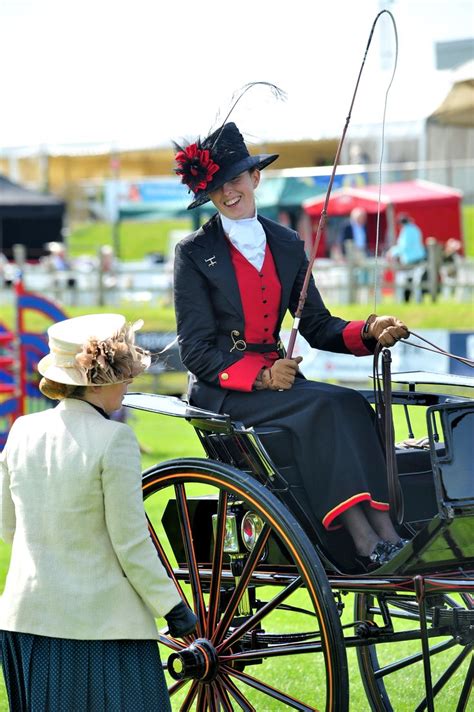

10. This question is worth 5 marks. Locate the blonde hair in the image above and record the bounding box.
[39,378,87,401]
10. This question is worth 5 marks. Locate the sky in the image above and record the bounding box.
[0,0,472,153]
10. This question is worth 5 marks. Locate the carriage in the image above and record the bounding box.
[124,360,474,711]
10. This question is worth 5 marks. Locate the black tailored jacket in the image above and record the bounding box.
[174,213,360,413]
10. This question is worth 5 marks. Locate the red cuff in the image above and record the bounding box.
[218,354,267,391]
[342,320,371,356]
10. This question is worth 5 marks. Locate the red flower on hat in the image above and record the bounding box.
[174,143,220,193]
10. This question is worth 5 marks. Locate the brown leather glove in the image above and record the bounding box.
[260,356,303,391]
[364,314,409,347]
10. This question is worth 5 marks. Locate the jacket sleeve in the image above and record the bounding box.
[291,249,372,357]
[0,430,16,544]
[174,241,260,388]
[101,424,181,619]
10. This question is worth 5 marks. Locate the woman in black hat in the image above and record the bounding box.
[172,122,409,568]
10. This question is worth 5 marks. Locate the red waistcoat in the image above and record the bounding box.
[218,243,282,391]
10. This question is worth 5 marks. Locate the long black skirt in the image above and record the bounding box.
[0,631,171,712]
[223,378,390,530]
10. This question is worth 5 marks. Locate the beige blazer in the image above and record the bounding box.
[0,398,181,640]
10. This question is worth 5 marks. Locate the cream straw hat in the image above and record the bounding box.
[37,314,150,386]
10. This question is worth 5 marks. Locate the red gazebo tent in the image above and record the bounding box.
[303,179,463,256]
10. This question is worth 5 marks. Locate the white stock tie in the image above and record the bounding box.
[220,213,267,272]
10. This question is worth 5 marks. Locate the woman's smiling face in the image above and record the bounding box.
[209,169,260,220]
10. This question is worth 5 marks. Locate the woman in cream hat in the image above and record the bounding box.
[0,313,196,711]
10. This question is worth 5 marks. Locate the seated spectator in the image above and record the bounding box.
[388,215,427,302]
[340,208,368,257]
[390,215,426,267]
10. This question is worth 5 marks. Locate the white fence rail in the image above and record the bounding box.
[2,253,473,308]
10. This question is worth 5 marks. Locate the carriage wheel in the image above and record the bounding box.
[354,589,473,711]
[142,458,348,711]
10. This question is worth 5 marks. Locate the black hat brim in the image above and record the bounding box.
[187,153,279,210]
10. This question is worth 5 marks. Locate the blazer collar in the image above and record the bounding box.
[58,398,108,417]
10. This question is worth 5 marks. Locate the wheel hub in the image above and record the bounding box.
[168,639,219,682]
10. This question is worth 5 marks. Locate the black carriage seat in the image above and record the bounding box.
[428,401,474,511]
[396,441,445,526]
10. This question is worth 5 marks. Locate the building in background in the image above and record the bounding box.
[0,176,65,259]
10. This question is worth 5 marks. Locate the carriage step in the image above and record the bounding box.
[431,607,474,643]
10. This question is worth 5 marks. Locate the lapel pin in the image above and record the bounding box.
[205,256,217,267]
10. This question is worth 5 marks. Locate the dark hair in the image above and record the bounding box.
[39,378,87,401]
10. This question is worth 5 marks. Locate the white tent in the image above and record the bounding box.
[429,60,474,127]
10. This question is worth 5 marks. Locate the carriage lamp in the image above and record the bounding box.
[241,511,264,552]
[212,512,240,553]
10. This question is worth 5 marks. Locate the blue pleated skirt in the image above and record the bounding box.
[0,631,171,712]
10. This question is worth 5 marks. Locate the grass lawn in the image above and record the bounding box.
[463,204,474,257]
[67,218,193,262]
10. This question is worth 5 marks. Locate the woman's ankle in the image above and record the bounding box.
[354,534,381,557]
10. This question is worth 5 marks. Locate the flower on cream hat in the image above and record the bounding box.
[37,313,150,386]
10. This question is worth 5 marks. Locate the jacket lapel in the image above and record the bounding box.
[192,214,243,315]
[260,216,304,324]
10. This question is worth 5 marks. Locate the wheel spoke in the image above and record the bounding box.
[212,523,271,645]
[221,640,323,663]
[146,513,189,605]
[195,685,206,711]
[374,637,457,679]
[413,646,472,712]
[356,590,474,712]
[222,664,319,711]
[206,490,228,637]
[219,672,256,711]
[180,679,199,710]
[205,684,220,712]
[175,483,207,637]
[368,605,428,623]
[456,654,474,712]
[168,677,189,695]
[217,576,302,653]
[214,679,234,711]
[158,634,185,651]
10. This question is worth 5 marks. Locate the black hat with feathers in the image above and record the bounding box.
[173,82,285,210]
[174,122,278,210]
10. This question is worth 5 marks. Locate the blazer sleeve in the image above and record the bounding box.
[0,430,16,544]
[290,250,372,357]
[101,424,181,619]
[174,241,255,386]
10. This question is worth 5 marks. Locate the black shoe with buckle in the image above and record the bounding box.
[393,538,410,551]
[355,540,400,571]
